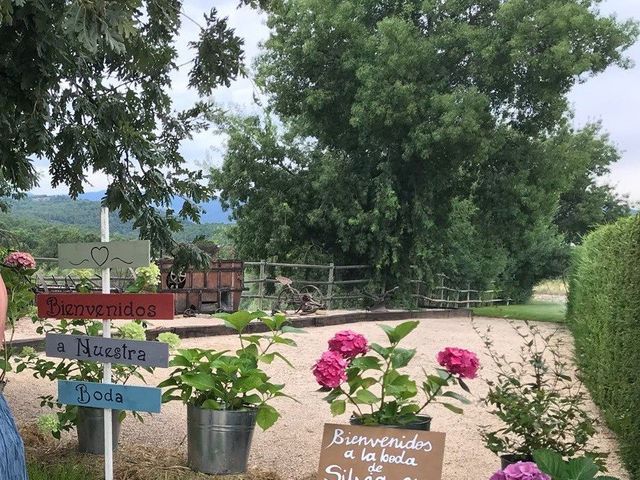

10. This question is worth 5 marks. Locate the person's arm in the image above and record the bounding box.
[0,274,7,345]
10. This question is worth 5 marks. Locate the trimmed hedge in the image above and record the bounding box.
[567,215,640,479]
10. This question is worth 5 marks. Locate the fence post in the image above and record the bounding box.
[466,283,471,308]
[258,260,266,311]
[439,275,445,308]
[327,262,335,311]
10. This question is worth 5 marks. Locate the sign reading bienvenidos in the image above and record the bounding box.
[45,333,169,368]
[36,293,175,320]
[58,380,162,413]
[58,240,151,270]
[317,424,445,480]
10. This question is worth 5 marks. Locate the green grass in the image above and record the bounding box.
[472,301,566,323]
[27,461,95,480]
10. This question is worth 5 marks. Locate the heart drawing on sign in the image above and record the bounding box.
[90,247,110,267]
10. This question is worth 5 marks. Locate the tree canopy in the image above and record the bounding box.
[213,0,637,299]
[0,0,266,255]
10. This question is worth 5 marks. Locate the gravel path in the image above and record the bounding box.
[3,316,629,479]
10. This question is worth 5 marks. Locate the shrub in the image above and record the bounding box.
[567,216,640,479]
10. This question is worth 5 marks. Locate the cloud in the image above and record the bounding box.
[30,0,640,203]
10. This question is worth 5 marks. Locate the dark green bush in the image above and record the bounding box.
[567,215,640,479]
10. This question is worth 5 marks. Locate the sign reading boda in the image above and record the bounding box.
[316,424,445,480]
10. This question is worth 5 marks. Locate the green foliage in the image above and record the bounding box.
[214,0,636,298]
[476,321,600,463]
[27,461,95,480]
[533,450,619,480]
[323,321,471,426]
[159,311,303,430]
[567,216,640,479]
[472,301,566,324]
[0,0,263,256]
[0,256,37,381]
[15,317,164,437]
[554,125,632,245]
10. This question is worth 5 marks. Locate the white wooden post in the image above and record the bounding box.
[326,262,335,310]
[258,260,266,311]
[101,207,113,480]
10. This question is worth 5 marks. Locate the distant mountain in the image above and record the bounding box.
[77,190,231,224]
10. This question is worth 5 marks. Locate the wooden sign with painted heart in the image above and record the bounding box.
[58,240,151,270]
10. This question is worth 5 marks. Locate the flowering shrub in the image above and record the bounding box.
[490,462,550,480]
[1,250,37,381]
[313,351,348,388]
[531,450,619,480]
[316,322,479,425]
[476,321,601,463]
[3,251,36,270]
[157,332,181,350]
[127,263,161,293]
[37,413,61,435]
[118,321,146,341]
[16,318,179,438]
[437,347,479,379]
[328,330,368,359]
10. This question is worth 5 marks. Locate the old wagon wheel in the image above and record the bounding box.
[299,285,325,314]
[275,287,300,313]
[167,271,187,289]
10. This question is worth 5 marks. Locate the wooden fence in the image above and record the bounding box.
[411,274,510,309]
[242,261,370,310]
[34,258,509,310]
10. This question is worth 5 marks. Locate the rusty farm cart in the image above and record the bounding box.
[159,259,243,316]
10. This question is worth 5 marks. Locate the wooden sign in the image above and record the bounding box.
[37,293,175,320]
[58,380,162,413]
[58,240,151,270]
[317,424,445,480]
[46,333,169,368]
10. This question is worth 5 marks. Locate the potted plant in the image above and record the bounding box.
[0,250,37,392]
[159,310,304,475]
[314,321,479,430]
[488,450,620,480]
[17,318,179,454]
[475,321,603,469]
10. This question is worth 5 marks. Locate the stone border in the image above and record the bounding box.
[10,309,470,352]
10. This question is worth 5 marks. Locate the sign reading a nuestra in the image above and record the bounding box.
[45,333,169,368]
[58,380,162,413]
[316,424,446,480]
[58,240,151,270]
[36,293,175,320]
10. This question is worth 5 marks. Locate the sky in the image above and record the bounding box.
[31,0,640,203]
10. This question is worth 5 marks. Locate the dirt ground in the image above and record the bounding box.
[3,316,629,480]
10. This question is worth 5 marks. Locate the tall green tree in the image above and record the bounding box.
[0,0,267,256]
[214,0,637,296]
[553,125,631,245]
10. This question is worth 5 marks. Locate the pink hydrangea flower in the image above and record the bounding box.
[436,346,480,379]
[312,350,348,388]
[490,462,551,480]
[3,251,36,270]
[328,330,369,359]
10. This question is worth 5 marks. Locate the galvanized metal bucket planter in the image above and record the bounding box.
[187,405,257,475]
[76,406,122,454]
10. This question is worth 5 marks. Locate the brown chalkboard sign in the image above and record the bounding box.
[317,423,445,480]
[36,293,175,320]
[58,240,150,270]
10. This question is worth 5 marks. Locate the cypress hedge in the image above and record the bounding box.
[567,215,640,479]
